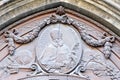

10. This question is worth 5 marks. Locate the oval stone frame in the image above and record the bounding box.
[36,23,83,74]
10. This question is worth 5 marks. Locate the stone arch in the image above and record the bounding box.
[0,1,120,80]
[0,1,120,36]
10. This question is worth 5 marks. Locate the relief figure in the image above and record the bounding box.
[39,28,79,73]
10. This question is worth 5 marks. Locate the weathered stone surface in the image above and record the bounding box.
[0,0,120,36]
[0,1,120,80]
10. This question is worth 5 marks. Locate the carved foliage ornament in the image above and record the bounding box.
[3,6,116,79]
[5,6,115,58]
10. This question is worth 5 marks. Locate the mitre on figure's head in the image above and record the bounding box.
[50,28,63,40]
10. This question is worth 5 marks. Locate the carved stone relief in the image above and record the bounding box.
[36,24,82,74]
[0,6,119,80]
[81,55,120,80]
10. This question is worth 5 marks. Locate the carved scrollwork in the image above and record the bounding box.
[0,60,42,78]
[28,63,42,76]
